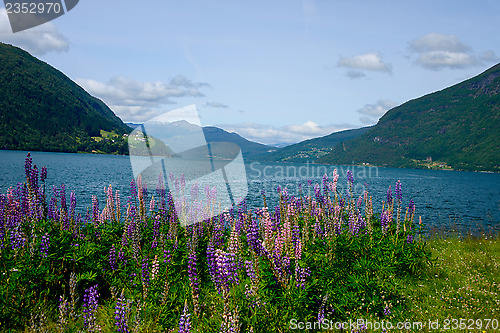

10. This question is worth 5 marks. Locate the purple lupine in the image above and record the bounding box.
[40,232,50,257]
[386,186,393,205]
[295,265,311,289]
[109,245,117,271]
[317,294,329,323]
[314,183,323,205]
[92,195,99,225]
[141,257,150,287]
[395,180,402,203]
[82,284,100,332]
[383,305,391,316]
[60,184,67,214]
[178,302,191,333]
[322,173,329,196]
[114,292,131,333]
[69,191,76,220]
[48,186,59,220]
[408,199,415,215]
[130,180,137,200]
[381,211,389,235]
[214,249,239,292]
[30,165,39,191]
[24,153,32,180]
[188,249,200,314]
[348,212,359,236]
[188,251,199,293]
[40,166,47,182]
[406,234,413,244]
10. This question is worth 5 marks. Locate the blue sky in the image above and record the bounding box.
[1,0,499,145]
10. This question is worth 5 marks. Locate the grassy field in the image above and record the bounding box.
[396,234,500,332]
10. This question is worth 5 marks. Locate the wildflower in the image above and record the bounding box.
[178,302,191,333]
[386,186,393,205]
[151,255,159,280]
[39,233,50,258]
[406,234,413,244]
[40,166,47,182]
[109,245,117,271]
[82,284,101,332]
[395,180,402,203]
[383,305,391,316]
[115,292,131,333]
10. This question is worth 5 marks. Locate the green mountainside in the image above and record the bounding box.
[318,63,500,171]
[258,126,372,162]
[0,43,130,154]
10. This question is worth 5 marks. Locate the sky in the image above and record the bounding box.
[1,0,499,145]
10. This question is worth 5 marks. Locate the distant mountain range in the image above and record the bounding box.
[258,126,372,163]
[127,122,275,160]
[0,43,130,154]
[318,63,500,172]
[1,42,498,171]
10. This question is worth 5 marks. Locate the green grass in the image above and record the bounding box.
[396,234,500,332]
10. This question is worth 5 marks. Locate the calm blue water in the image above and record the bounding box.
[1,150,499,234]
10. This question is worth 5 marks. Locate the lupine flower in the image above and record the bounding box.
[57,296,70,331]
[386,186,393,205]
[91,195,99,225]
[317,293,329,323]
[381,211,389,235]
[115,292,131,333]
[151,255,159,280]
[295,265,311,289]
[69,272,78,319]
[39,233,50,257]
[408,199,415,214]
[383,305,391,316]
[82,284,101,332]
[395,180,402,203]
[109,245,117,271]
[178,302,191,333]
[69,191,76,220]
[24,153,32,180]
[406,234,413,244]
[40,166,47,182]
[141,257,150,287]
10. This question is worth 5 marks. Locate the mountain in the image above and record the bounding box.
[127,121,275,160]
[0,43,130,154]
[317,63,500,172]
[202,126,275,160]
[258,126,372,162]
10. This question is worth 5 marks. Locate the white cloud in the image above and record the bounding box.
[76,75,208,122]
[0,9,69,55]
[338,52,392,74]
[410,33,470,53]
[356,99,398,124]
[206,101,229,108]
[217,121,355,145]
[409,33,490,70]
[345,70,366,79]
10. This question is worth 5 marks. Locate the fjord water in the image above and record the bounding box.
[1,150,499,234]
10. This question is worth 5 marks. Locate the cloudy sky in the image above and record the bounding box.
[1,0,499,145]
